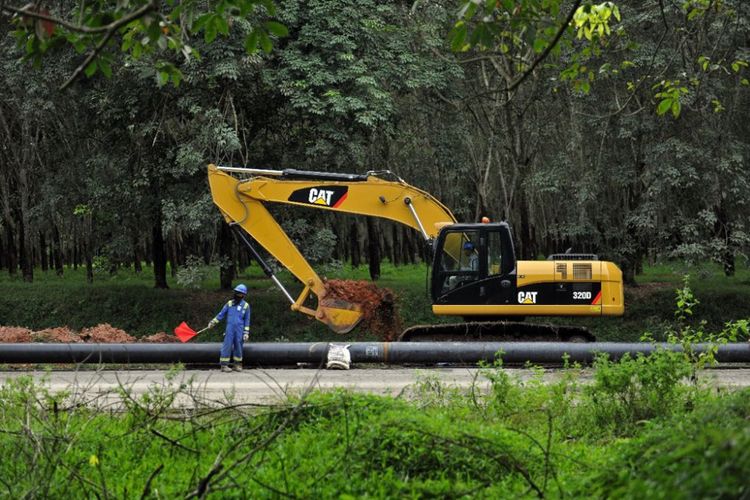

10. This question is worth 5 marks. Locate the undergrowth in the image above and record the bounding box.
[3,262,750,341]
[0,354,747,498]
[0,274,747,497]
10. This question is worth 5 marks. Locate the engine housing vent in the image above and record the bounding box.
[573,263,593,280]
[556,263,567,280]
[547,253,599,261]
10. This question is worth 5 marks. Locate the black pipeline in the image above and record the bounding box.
[0,342,749,365]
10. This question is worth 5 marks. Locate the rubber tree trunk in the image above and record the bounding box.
[72,235,78,270]
[85,253,94,284]
[218,221,235,290]
[202,240,211,265]
[517,191,535,260]
[53,224,63,276]
[404,227,417,264]
[716,202,735,277]
[17,211,33,282]
[18,162,33,283]
[333,217,348,262]
[724,253,735,277]
[389,224,400,265]
[350,221,361,268]
[168,230,178,278]
[5,223,17,276]
[367,217,381,280]
[144,241,152,267]
[84,212,94,284]
[39,232,48,272]
[152,207,168,289]
[133,236,142,274]
[622,263,634,285]
[621,230,641,286]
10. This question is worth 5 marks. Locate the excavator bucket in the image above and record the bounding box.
[317,298,364,334]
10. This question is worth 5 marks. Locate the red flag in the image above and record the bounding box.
[174,322,198,343]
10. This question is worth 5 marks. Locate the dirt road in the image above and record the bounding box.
[1,367,748,407]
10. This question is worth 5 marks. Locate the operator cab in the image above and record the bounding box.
[431,222,517,305]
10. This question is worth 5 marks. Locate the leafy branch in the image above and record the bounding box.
[60,0,159,90]
[2,0,287,90]
[1,2,154,35]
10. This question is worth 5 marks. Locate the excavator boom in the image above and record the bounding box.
[208,164,456,333]
[208,163,624,341]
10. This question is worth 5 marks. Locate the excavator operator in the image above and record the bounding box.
[461,242,479,271]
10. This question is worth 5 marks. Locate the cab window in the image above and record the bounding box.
[438,230,479,295]
[488,230,503,276]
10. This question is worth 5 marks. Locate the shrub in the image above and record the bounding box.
[578,390,750,498]
[579,349,693,437]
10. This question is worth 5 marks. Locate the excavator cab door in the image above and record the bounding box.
[431,223,517,306]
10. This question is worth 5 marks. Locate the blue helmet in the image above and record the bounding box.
[233,284,248,294]
[463,242,475,251]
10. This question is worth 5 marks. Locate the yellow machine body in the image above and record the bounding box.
[207,164,624,335]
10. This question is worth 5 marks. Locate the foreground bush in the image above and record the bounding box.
[0,357,747,498]
[577,390,750,498]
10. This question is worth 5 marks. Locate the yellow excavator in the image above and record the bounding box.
[208,164,624,341]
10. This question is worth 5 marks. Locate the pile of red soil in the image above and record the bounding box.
[32,327,82,343]
[325,279,403,341]
[0,324,182,343]
[141,332,180,343]
[80,324,135,343]
[0,327,33,343]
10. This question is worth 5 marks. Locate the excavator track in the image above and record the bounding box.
[398,321,595,342]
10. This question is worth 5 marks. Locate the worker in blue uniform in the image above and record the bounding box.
[208,283,251,372]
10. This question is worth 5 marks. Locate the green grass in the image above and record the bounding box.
[0,352,748,498]
[2,261,750,341]
[0,262,435,340]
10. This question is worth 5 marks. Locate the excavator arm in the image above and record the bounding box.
[207,164,456,333]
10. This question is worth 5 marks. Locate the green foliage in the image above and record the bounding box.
[5,0,287,87]
[281,218,337,264]
[579,389,750,498]
[582,350,692,436]
[4,261,750,342]
[0,262,437,340]
[73,204,92,216]
[0,351,746,497]
[265,0,458,165]
[2,0,750,299]
[450,0,622,92]
[653,79,689,118]
[667,275,745,372]
[674,274,700,322]
[175,255,209,289]
[573,2,621,41]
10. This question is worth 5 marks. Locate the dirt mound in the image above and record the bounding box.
[0,327,33,343]
[0,324,180,343]
[80,323,135,343]
[141,332,180,343]
[325,279,403,341]
[32,327,82,343]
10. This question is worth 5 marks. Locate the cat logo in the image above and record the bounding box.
[288,186,348,208]
[517,291,538,304]
[309,188,335,205]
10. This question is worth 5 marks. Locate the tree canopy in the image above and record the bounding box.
[1,0,748,287]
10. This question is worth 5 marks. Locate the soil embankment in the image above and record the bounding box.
[0,324,179,343]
